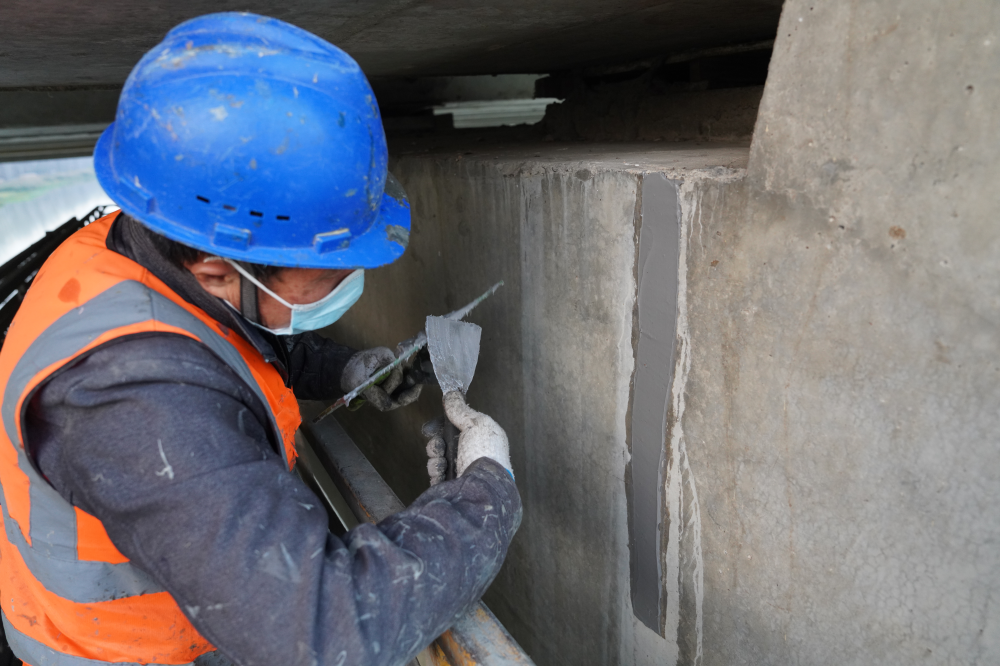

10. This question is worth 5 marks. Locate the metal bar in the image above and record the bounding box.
[310,332,428,425]
[298,406,534,666]
[311,280,503,424]
[294,431,360,532]
[299,408,407,523]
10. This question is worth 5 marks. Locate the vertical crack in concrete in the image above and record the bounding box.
[663,178,705,665]
[681,186,705,666]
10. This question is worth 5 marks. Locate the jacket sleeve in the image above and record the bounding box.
[27,333,521,666]
[279,331,357,401]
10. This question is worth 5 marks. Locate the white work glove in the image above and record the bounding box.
[442,390,513,479]
[421,417,450,486]
[340,347,422,411]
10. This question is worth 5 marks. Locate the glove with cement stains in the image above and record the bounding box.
[443,390,513,478]
[340,347,422,411]
[421,416,449,486]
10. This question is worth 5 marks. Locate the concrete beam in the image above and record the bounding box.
[0,88,120,128]
[0,124,108,162]
[1,1,782,88]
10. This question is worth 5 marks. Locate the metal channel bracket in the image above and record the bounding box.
[297,406,534,666]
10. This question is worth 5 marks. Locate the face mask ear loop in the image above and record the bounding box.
[238,271,260,324]
[223,258,295,308]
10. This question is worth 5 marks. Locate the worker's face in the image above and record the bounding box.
[256,268,354,329]
[185,258,353,329]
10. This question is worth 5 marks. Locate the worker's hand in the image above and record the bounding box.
[443,391,513,478]
[340,347,422,411]
[421,416,449,486]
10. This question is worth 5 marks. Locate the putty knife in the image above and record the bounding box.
[311,280,502,424]
[426,316,482,395]
[426,316,482,482]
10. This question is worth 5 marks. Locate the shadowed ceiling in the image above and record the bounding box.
[1,0,783,87]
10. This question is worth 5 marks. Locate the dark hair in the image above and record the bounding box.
[146,228,281,282]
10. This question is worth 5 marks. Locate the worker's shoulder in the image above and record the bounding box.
[49,331,249,397]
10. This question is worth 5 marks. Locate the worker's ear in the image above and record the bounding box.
[184,255,241,301]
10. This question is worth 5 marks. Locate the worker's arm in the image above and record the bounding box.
[27,333,521,666]
[278,331,357,400]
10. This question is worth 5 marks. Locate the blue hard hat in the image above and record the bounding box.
[94,12,409,269]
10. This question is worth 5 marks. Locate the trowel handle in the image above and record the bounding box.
[444,419,460,482]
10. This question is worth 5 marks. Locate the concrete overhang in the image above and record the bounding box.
[2,0,781,88]
[0,0,781,157]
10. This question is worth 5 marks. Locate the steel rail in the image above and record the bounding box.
[297,404,534,666]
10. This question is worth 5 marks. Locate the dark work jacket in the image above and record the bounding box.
[25,216,522,666]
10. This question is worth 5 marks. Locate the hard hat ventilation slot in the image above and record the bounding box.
[196,195,287,220]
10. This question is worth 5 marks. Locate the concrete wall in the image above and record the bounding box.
[544,85,763,144]
[328,143,748,666]
[681,1,1000,663]
[328,1,1000,663]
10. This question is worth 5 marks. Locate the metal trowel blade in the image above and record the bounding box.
[426,315,482,395]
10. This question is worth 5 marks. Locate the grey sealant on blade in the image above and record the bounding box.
[311,280,502,424]
[426,315,482,395]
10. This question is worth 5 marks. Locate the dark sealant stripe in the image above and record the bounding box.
[629,173,680,633]
[0,280,285,602]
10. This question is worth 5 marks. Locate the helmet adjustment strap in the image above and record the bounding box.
[239,271,260,324]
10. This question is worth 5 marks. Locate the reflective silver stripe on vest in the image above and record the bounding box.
[0,457,163,602]
[0,280,285,603]
[1,611,231,666]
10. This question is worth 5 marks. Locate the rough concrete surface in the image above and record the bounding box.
[326,142,747,666]
[671,1,1000,664]
[544,84,763,144]
[328,1,999,664]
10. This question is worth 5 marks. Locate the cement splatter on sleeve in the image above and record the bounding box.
[27,333,521,666]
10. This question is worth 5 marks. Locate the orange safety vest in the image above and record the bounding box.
[0,212,301,665]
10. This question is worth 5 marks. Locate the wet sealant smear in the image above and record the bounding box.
[628,172,679,633]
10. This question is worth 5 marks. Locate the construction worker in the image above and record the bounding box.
[0,13,520,666]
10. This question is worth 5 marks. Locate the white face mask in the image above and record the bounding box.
[224,259,365,336]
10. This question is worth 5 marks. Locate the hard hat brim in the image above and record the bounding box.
[94,124,410,270]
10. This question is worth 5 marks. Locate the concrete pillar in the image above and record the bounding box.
[329,2,1000,664]
[681,1,1000,664]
